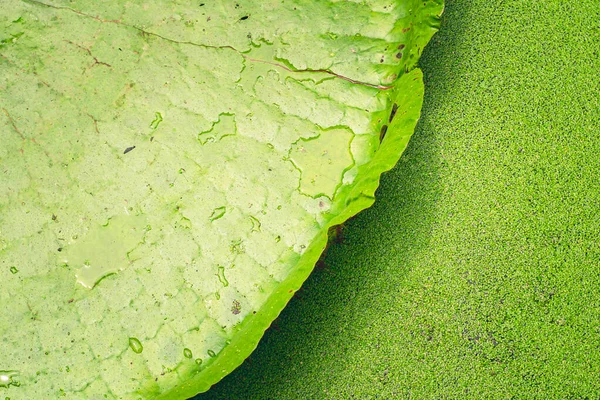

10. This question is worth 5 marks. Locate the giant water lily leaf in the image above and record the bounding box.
[0,0,443,398]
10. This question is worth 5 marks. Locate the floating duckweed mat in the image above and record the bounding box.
[0,0,442,398]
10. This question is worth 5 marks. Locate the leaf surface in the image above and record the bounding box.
[0,0,442,398]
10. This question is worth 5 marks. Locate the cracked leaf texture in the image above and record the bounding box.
[0,0,442,398]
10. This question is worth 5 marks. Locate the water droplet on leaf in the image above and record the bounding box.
[128,338,143,354]
[217,266,229,287]
[150,112,163,129]
[65,215,147,289]
[249,216,261,232]
[0,371,19,388]
[209,206,226,222]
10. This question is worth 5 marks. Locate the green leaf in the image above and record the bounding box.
[0,0,442,398]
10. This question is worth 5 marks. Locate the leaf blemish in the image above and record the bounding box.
[231,300,241,315]
[380,125,388,143]
[123,146,136,154]
[389,103,399,122]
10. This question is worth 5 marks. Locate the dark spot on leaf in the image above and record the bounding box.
[389,103,398,122]
[398,44,405,50]
[231,300,241,315]
[396,52,403,59]
[239,15,249,21]
[123,146,136,154]
[380,125,388,143]
[328,224,346,245]
[57,247,63,252]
